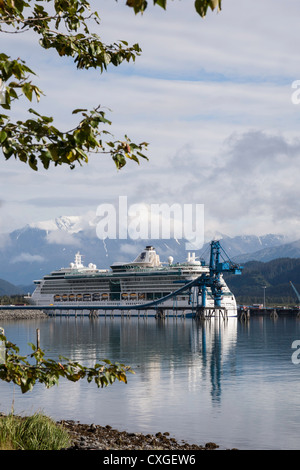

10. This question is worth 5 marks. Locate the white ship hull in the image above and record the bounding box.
[29,245,239,317]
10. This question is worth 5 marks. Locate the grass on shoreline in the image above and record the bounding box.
[0,412,71,450]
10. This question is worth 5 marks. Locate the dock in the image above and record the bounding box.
[0,304,232,319]
[1,304,299,320]
[238,307,300,321]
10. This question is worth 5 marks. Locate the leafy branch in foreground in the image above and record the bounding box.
[0,0,147,170]
[124,0,222,17]
[0,0,222,170]
[0,103,148,170]
[0,333,134,394]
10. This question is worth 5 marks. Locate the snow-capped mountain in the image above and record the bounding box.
[0,214,296,288]
[233,238,300,263]
[213,233,289,258]
[29,214,96,234]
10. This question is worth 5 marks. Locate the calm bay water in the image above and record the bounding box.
[1,314,300,450]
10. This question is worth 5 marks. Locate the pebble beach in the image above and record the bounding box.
[0,309,48,320]
[60,420,220,451]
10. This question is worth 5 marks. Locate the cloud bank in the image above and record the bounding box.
[0,0,300,240]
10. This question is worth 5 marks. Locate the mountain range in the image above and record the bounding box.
[232,238,300,263]
[225,258,300,306]
[0,215,299,295]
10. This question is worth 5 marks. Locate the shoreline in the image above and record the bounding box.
[0,412,221,451]
[0,309,48,320]
[58,419,221,451]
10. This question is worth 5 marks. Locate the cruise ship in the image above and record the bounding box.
[30,244,239,317]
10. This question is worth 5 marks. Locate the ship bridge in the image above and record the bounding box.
[111,246,161,271]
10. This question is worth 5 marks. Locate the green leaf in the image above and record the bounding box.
[0,130,7,143]
[194,0,221,16]
[126,0,148,14]
[210,0,222,10]
[113,153,126,169]
[194,0,208,16]
[154,0,167,9]
[28,108,41,117]
[48,144,59,161]
[72,108,88,114]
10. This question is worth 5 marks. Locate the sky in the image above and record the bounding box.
[1,0,300,242]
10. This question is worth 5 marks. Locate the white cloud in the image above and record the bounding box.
[46,231,81,246]
[119,243,144,256]
[0,233,11,250]
[10,253,45,264]
[1,1,300,240]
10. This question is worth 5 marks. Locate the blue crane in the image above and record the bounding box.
[195,240,243,308]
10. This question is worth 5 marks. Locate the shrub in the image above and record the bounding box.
[0,412,71,450]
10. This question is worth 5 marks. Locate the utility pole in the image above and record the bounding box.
[263,286,266,309]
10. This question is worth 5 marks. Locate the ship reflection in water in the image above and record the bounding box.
[44,315,237,404]
[189,317,237,402]
[0,315,299,450]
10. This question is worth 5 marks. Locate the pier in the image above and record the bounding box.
[1,304,299,320]
[238,307,300,321]
[0,304,227,319]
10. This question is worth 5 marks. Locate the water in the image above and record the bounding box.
[0,315,300,450]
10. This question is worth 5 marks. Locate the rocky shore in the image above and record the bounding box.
[59,420,220,451]
[0,309,48,320]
